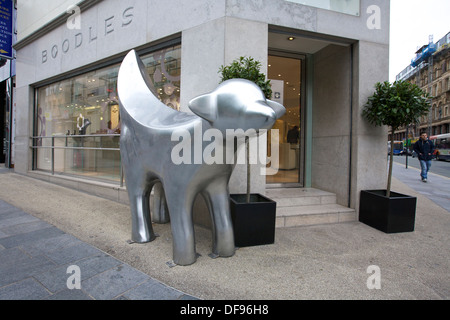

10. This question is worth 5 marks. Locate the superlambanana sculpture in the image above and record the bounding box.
[118,50,285,266]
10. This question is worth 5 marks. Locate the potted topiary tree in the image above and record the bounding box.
[360,80,431,233]
[219,56,279,247]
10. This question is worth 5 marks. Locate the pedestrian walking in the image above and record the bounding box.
[413,132,435,182]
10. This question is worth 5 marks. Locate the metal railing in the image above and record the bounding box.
[31,134,124,187]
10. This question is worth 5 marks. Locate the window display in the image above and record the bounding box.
[33,44,181,182]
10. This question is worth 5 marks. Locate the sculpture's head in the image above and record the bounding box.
[189,79,285,135]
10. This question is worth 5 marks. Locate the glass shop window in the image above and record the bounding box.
[36,44,181,139]
[34,44,181,182]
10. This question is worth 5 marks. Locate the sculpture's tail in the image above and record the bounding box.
[118,50,175,127]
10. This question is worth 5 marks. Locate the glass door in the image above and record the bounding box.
[266,54,305,186]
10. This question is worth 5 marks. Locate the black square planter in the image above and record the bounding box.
[359,190,417,233]
[230,194,276,247]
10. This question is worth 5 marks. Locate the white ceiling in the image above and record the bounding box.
[268,32,331,54]
[268,31,352,54]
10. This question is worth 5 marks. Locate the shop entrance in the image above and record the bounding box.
[0,81,6,164]
[266,54,305,186]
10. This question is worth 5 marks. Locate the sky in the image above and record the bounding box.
[389,0,450,81]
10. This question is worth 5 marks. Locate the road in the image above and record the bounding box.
[393,155,450,178]
[392,156,450,212]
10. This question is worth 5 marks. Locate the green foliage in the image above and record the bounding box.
[219,56,272,99]
[363,80,431,132]
[218,56,272,202]
[363,80,431,197]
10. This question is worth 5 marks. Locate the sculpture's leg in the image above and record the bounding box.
[164,185,197,266]
[125,171,156,243]
[202,180,235,258]
[152,182,170,224]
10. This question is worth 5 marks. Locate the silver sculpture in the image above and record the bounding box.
[118,50,285,266]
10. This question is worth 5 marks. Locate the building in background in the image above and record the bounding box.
[13,0,390,224]
[0,0,16,168]
[395,31,450,141]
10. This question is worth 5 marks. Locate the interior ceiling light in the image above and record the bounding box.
[288,37,295,41]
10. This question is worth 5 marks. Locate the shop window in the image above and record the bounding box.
[33,44,181,182]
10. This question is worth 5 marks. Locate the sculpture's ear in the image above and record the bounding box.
[266,99,286,119]
[189,94,217,122]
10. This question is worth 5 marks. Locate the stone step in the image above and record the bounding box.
[265,188,356,228]
[266,188,337,208]
[275,203,356,228]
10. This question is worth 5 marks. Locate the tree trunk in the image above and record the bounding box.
[387,128,396,198]
[246,136,251,203]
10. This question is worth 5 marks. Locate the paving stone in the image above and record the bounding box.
[35,254,122,293]
[0,248,31,267]
[0,278,51,300]
[0,254,56,287]
[179,294,201,300]
[75,253,123,276]
[122,279,186,300]
[0,201,18,212]
[0,201,196,301]
[44,242,104,265]
[0,208,25,216]
[0,227,65,249]
[81,264,150,300]
[1,220,53,236]
[0,214,40,229]
[0,210,32,221]
[46,289,94,300]
[20,233,83,257]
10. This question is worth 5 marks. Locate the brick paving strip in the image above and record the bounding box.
[0,199,198,300]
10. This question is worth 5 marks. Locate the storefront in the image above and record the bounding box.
[0,0,16,169]
[14,0,390,216]
[0,74,15,168]
[33,43,181,183]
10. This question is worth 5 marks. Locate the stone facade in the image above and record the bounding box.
[13,0,390,214]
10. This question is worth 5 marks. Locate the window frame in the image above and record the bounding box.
[31,37,182,183]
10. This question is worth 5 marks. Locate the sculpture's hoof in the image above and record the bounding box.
[208,253,219,259]
[172,252,201,266]
[131,234,157,244]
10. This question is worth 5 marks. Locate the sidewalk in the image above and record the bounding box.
[0,166,198,300]
[0,167,449,300]
[392,161,450,212]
